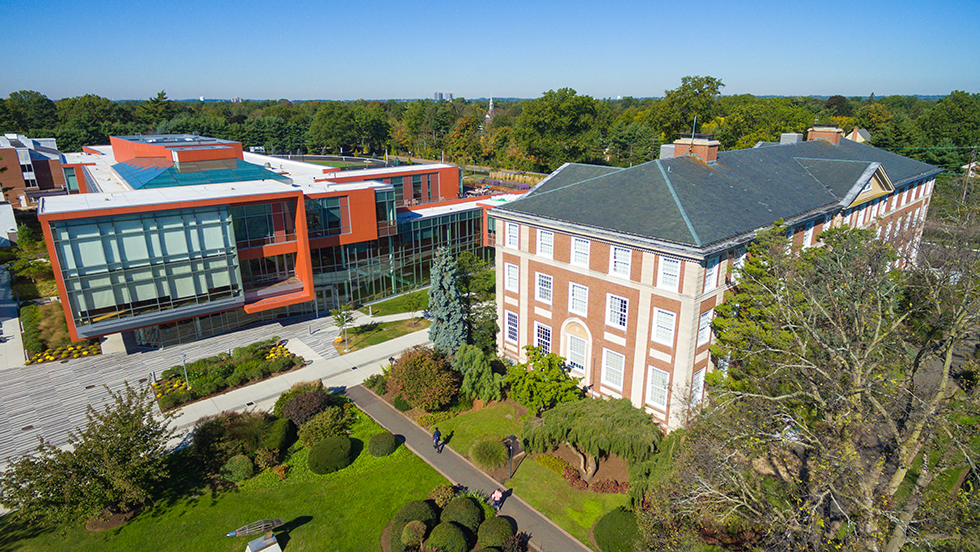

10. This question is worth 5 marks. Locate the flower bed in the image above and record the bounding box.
[153,337,304,410]
[25,342,101,365]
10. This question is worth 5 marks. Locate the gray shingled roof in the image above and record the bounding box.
[497,138,940,248]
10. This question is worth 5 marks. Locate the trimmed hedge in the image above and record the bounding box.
[368,431,398,457]
[401,520,426,547]
[469,438,508,470]
[262,418,295,453]
[594,506,639,552]
[428,485,456,508]
[426,522,468,552]
[219,454,254,482]
[389,500,439,552]
[441,496,483,534]
[363,373,387,394]
[478,517,515,548]
[307,435,352,475]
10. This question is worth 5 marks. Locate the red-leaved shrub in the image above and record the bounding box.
[386,346,459,412]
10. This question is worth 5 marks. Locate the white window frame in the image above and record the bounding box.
[566,334,587,374]
[697,309,714,346]
[651,308,676,346]
[610,246,632,278]
[913,207,922,225]
[505,222,519,249]
[535,273,553,305]
[537,229,554,259]
[571,237,590,267]
[732,247,747,284]
[803,220,815,248]
[703,256,719,291]
[657,256,681,292]
[646,365,670,410]
[504,263,519,292]
[690,368,706,407]
[601,348,625,390]
[505,311,519,343]
[606,293,628,330]
[568,283,588,316]
[534,322,552,353]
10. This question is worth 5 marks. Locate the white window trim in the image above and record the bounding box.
[609,246,632,279]
[606,293,629,330]
[505,222,519,249]
[651,308,676,346]
[803,220,815,248]
[571,237,590,267]
[505,311,519,344]
[646,365,670,410]
[534,322,552,353]
[566,334,587,374]
[704,256,719,292]
[601,348,625,391]
[697,309,714,346]
[535,272,553,305]
[568,282,588,316]
[537,229,554,259]
[657,256,681,292]
[690,368,706,407]
[504,263,519,292]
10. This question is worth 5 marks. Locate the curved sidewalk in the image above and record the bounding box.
[345,386,592,552]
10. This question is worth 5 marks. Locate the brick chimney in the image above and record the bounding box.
[670,136,720,163]
[806,126,843,145]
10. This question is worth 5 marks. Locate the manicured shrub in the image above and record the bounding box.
[281,389,332,426]
[426,522,468,552]
[536,453,572,477]
[220,454,254,482]
[307,435,352,475]
[441,496,483,534]
[273,380,323,417]
[470,438,508,470]
[478,517,516,548]
[368,431,398,457]
[298,406,357,448]
[386,346,460,411]
[363,373,387,394]
[157,388,192,411]
[390,499,440,552]
[428,484,457,508]
[393,395,412,411]
[261,418,295,453]
[225,371,245,388]
[401,520,427,547]
[593,506,639,552]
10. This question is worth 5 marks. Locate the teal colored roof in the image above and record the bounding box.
[498,138,940,248]
[113,158,288,189]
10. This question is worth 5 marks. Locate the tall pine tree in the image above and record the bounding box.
[428,247,466,354]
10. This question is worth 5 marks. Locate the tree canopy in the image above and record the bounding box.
[643,225,980,551]
[506,345,583,416]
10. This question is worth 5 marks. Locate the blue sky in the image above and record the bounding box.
[3,0,978,101]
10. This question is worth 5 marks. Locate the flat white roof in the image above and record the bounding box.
[39,181,300,216]
[331,163,456,179]
[398,197,487,222]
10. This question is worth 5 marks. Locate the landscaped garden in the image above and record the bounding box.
[153,337,305,410]
[333,318,430,354]
[21,301,101,364]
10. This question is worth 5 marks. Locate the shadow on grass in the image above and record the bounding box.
[276,515,313,549]
[349,438,364,462]
[0,512,55,552]
[146,449,216,519]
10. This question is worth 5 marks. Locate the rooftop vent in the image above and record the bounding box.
[780,133,803,145]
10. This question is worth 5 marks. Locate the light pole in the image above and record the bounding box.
[507,435,517,479]
[179,353,190,389]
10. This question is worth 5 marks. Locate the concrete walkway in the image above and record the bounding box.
[345,387,592,552]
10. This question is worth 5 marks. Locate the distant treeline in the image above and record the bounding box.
[2,77,978,173]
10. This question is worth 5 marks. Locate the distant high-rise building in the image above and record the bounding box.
[231,96,242,103]
[433,92,453,101]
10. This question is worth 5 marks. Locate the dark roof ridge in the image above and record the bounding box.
[655,159,702,246]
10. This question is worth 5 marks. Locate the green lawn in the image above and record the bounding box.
[506,459,628,550]
[337,319,430,353]
[359,290,429,317]
[422,403,523,459]
[0,411,448,552]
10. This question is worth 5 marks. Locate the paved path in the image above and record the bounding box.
[346,386,592,552]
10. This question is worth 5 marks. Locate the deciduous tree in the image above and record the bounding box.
[524,398,663,483]
[506,345,583,416]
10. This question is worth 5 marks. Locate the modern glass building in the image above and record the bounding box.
[42,135,504,348]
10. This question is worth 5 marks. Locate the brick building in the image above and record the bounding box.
[490,127,940,430]
[0,134,77,207]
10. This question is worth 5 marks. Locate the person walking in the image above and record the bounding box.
[490,488,503,511]
[432,427,442,452]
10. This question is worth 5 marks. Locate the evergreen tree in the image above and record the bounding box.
[428,247,466,354]
[454,344,502,403]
